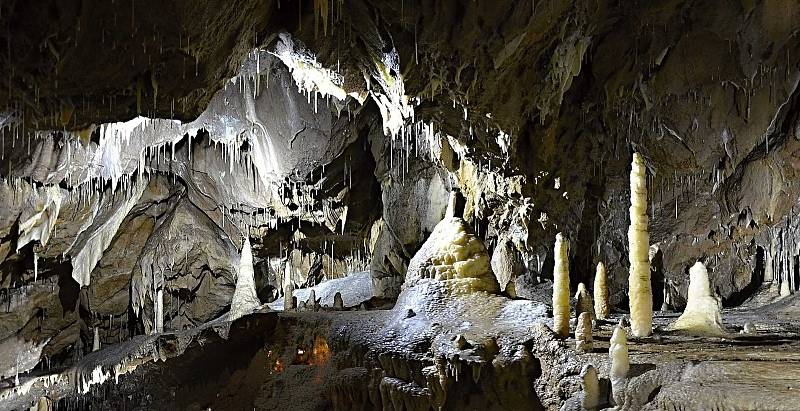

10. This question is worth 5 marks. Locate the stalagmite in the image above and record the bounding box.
[552,233,570,338]
[333,292,344,310]
[575,282,594,320]
[575,312,593,353]
[628,152,653,337]
[668,261,725,336]
[593,262,609,319]
[609,325,629,406]
[581,364,600,410]
[780,280,791,297]
[154,288,164,334]
[284,283,295,311]
[307,289,317,311]
[92,327,100,352]
[229,236,262,320]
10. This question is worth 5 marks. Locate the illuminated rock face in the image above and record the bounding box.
[668,262,725,336]
[628,153,653,337]
[404,216,499,294]
[552,233,571,338]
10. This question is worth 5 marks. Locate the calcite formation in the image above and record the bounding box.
[668,262,725,336]
[2,1,800,410]
[628,153,653,337]
[575,282,594,320]
[228,236,262,320]
[609,325,630,406]
[404,215,499,294]
[575,312,593,353]
[593,262,609,320]
[552,233,571,338]
[581,364,600,410]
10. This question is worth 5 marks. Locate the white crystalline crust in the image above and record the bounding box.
[593,262,610,320]
[228,236,262,320]
[404,217,499,294]
[668,261,726,336]
[552,233,570,338]
[628,153,653,337]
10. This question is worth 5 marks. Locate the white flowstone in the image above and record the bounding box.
[552,233,570,338]
[668,261,725,336]
[628,152,653,337]
[404,214,499,294]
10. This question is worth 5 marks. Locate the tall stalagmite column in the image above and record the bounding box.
[553,233,570,338]
[628,152,652,337]
[154,288,164,334]
[594,262,610,320]
[229,236,262,320]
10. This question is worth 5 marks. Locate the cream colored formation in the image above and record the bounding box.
[668,261,725,336]
[609,324,629,406]
[575,283,594,320]
[552,233,571,338]
[628,152,653,337]
[575,312,593,353]
[593,262,609,319]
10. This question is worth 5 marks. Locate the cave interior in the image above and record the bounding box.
[1,1,800,410]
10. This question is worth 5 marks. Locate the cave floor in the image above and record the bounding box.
[4,290,800,410]
[580,296,800,410]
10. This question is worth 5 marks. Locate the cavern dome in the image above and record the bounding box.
[1,1,800,410]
